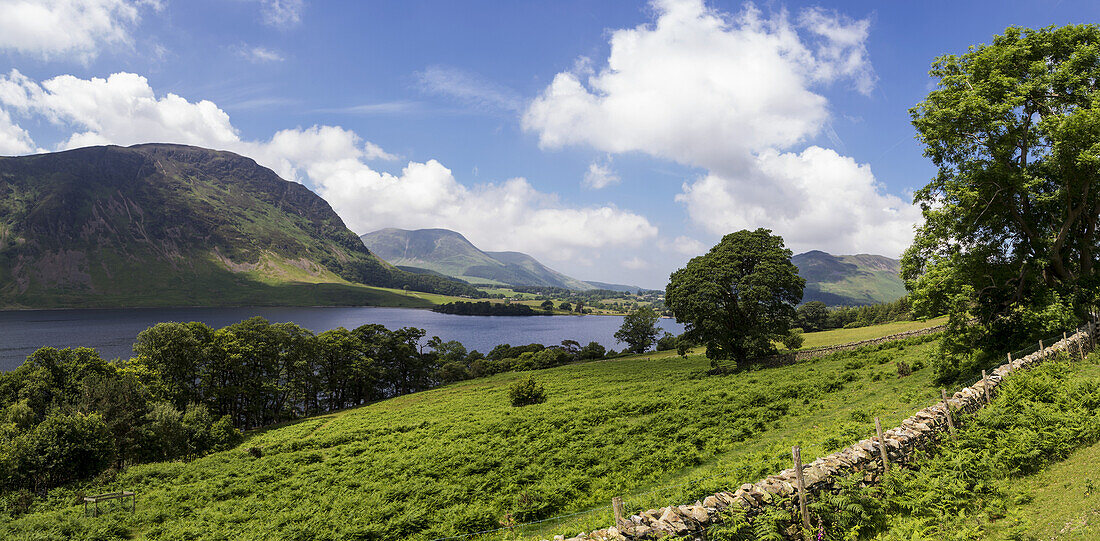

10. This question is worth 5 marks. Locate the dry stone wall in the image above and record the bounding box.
[547,326,1093,541]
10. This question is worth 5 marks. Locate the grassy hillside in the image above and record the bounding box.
[1,323,948,540]
[0,144,479,309]
[792,250,907,306]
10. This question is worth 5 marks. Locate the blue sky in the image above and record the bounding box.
[0,0,1097,289]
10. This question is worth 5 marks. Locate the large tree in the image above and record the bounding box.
[665,229,804,368]
[614,306,661,354]
[904,25,1100,350]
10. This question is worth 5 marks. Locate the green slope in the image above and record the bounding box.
[0,144,478,308]
[1,322,946,540]
[792,250,907,306]
[361,227,596,290]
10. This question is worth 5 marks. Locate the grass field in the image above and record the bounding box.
[1,321,949,541]
[798,316,947,349]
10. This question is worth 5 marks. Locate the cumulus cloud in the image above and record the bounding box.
[0,0,157,61]
[583,160,620,189]
[676,146,918,256]
[0,70,657,263]
[0,108,35,155]
[524,0,916,257]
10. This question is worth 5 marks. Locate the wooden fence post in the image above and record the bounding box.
[792,446,810,539]
[941,389,956,439]
[874,417,890,473]
[1007,352,1013,370]
[1039,340,1045,362]
[612,496,624,530]
[981,370,990,405]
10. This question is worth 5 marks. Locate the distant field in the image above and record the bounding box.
[2,323,946,540]
[798,316,947,349]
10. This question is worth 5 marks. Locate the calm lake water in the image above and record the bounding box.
[0,307,685,371]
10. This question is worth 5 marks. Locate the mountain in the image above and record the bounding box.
[360,227,596,290]
[0,144,479,308]
[792,250,906,306]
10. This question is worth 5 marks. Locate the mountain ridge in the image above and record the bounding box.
[361,227,628,291]
[0,144,479,308]
[791,250,906,305]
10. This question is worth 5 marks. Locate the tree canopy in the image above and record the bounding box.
[904,24,1100,352]
[614,306,661,354]
[665,229,804,368]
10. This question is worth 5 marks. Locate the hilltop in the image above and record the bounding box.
[792,250,906,305]
[0,144,479,308]
[362,227,628,290]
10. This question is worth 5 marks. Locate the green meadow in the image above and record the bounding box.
[1,324,948,540]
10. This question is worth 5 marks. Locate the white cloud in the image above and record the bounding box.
[622,257,647,270]
[524,0,916,257]
[236,45,285,63]
[259,0,304,28]
[0,70,658,264]
[583,160,620,189]
[0,0,157,61]
[667,236,707,257]
[675,146,919,256]
[0,107,35,155]
[416,66,522,113]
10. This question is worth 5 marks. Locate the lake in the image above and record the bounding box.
[0,307,685,371]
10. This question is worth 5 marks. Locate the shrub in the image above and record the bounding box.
[509,377,547,407]
[896,361,912,377]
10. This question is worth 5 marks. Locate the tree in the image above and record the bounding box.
[904,25,1100,353]
[796,301,829,332]
[614,306,660,354]
[540,300,555,311]
[665,229,804,369]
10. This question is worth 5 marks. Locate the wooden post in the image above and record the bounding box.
[792,446,811,538]
[981,370,990,405]
[1007,352,1013,370]
[874,417,890,473]
[941,389,956,439]
[1039,340,1044,361]
[612,496,625,530]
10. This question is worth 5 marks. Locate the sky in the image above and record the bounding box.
[0,0,1097,289]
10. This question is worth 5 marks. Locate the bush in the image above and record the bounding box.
[509,377,547,407]
[896,361,912,377]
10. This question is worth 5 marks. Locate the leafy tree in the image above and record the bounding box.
[656,332,678,351]
[904,25,1100,353]
[796,301,829,332]
[577,341,606,360]
[540,300,555,311]
[614,306,661,354]
[559,301,572,311]
[665,229,805,369]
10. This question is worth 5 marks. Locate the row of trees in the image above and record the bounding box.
[0,347,241,493]
[795,298,912,333]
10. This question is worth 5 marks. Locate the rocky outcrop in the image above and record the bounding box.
[547,326,1093,540]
